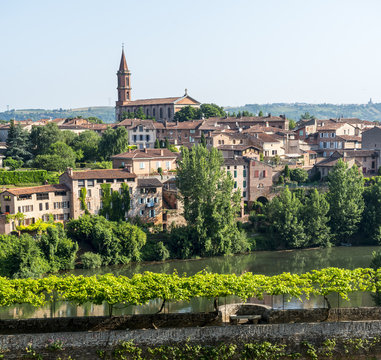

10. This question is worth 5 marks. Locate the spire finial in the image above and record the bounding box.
[122,42,124,51]
[184,88,188,96]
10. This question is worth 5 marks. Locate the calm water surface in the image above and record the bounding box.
[2,246,379,319]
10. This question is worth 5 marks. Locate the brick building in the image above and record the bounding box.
[115,49,200,122]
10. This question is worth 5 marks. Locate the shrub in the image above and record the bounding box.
[81,252,103,269]
[0,170,48,185]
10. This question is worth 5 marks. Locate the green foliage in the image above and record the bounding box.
[361,177,381,244]
[174,106,201,122]
[327,160,364,244]
[200,103,226,118]
[30,122,63,156]
[265,187,307,248]
[81,252,103,269]
[3,157,23,170]
[300,112,315,120]
[290,168,309,184]
[0,170,49,185]
[99,183,130,221]
[176,145,249,257]
[33,141,76,171]
[79,187,89,215]
[154,139,160,149]
[201,132,207,147]
[71,130,101,162]
[288,119,296,130]
[5,120,32,162]
[66,215,146,266]
[283,165,290,179]
[98,126,129,160]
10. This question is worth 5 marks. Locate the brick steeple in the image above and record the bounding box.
[116,47,131,106]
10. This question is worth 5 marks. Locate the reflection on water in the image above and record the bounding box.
[1,246,380,319]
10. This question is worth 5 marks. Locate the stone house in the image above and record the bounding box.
[362,126,381,169]
[115,119,156,149]
[154,120,204,146]
[111,148,178,175]
[0,184,71,233]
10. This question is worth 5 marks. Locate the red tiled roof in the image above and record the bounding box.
[121,97,182,106]
[67,169,137,180]
[112,148,178,160]
[336,135,361,141]
[2,184,69,196]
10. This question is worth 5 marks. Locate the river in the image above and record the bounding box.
[1,246,380,319]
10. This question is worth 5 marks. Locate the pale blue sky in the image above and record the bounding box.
[1,0,381,111]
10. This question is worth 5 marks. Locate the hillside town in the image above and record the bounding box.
[0,50,380,235]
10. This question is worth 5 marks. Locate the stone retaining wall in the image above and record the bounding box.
[2,321,381,359]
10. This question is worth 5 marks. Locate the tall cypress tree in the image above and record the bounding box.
[326,160,364,244]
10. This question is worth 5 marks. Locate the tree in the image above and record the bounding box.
[33,141,76,171]
[200,103,226,118]
[154,139,160,149]
[289,119,296,130]
[300,112,314,121]
[165,138,170,149]
[3,157,23,170]
[326,160,364,244]
[265,187,307,248]
[87,116,104,124]
[173,106,201,122]
[301,190,331,247]
[290,168,308,184]
[5,120,32,163]
[284,165,290,179]
[258,111,264,117]
[361,178,381,244]
[200,132,207,147]
[30,122,63,156]
[176,145,248,256]
[98,126,129,160]
[135,107,146,119]
[71,130,101,162]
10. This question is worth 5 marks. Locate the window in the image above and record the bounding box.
[45,203,49,210]
[166,161,170,170]
[139,126,143,132]
[39,203,43,211]
[150,209,155,218]
[54,191,66,196]
[78,190,82,198]
[87,202,91,210]
[263,170,267,177]
[156,161,161,169]
[139,198,144,204]
[233,140,236,144]
[243,169,247,177]
[272,150,277,155]
[37,193,49,200]
[299,130,303,136]
[97,179,103,184]
[87,179,94,187]
[117,178,124,183]
[190,130,195,134]
[140,210,144,216]
[139,135,143,141]
[153,108,156,117]
[3,195,10,201]
[159,108,163,119]
[17,194,32,201]
[106,179,114,183]
[168,108,171,118]
[243,191,246,197]
[133,135,137,142]
[21,205,33,212]
[234,182,237,189]
[87,189,92,197]
[254,170,259,178]
[140,162,145,169]
[234,170,237,178]
[146,135,150,142]
[243,180,247,188]
[154,197,158,203]
[78,180,85,187]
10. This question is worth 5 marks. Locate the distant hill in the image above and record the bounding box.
[0,106,115,123]
[225,102,381,122]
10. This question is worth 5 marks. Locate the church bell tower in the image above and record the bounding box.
[116,46,131,106]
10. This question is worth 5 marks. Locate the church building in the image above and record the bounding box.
[115,49,201,122]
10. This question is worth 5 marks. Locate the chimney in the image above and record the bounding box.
[66,167,73,177]
[160,149,164,156]
[145,148,148,153]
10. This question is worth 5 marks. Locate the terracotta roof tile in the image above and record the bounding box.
[2,184,69,196]
[67,169,137,180]
[137,178,163,187]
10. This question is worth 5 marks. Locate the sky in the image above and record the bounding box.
[1,0,381,111]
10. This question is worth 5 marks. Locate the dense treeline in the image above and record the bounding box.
[5,120,129,172]
[252,159,376,249]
